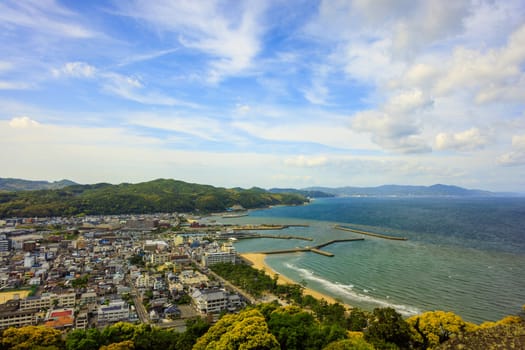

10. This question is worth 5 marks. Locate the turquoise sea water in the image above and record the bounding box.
[224,197,525,324]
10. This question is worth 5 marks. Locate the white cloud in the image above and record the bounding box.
[51,61,195,107]
[303,80,329,105]
[0,81,32,90]
[435,128,488,151]
[385,89,433,114]
[390,1,470,58]
[284,155,328,168]
[431,24,525,101]
[8,116,40,128]
[117,0,266,82]
[351,109,430,154]
[499,134,525,166]
[129,114,226,142]
[0,0,96,39]
[0,61,14,72]
[52,62,96,78]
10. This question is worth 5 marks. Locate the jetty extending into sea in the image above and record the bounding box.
[334,225,408,241]
[255,238,364,257]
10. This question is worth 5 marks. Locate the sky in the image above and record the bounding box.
[1,0,525,192]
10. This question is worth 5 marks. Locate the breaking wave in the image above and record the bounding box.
[284,262,421,317]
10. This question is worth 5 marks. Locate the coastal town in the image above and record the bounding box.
[0,211,278,331]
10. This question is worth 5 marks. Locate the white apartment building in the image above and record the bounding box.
[97,300,129,323]
[201,250,236,267]
[135,274,156,289]
[19,292,76,311]
[191,289,229,314]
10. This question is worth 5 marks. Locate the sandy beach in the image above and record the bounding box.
[240,253,349,307]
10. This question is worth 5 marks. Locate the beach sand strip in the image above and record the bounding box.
[240,253,350,308]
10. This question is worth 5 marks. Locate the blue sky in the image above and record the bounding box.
[1,0,525,192]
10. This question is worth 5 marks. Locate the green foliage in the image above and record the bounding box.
[407,310,477,349]
[364,308,412,350]
[347,308,370,331]
[437,319,525,350]
[324,337,375,350]
[265,305,346,350]
[210,263,276,297]
[99,340,134,350]
[0,179,307,217]
[71,275,89,289]
[65,328,102,350]
[128,254,145,267]
[0,326,64,350]
[193,309,280,350]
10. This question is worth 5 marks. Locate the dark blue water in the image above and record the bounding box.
[231,197,525,323]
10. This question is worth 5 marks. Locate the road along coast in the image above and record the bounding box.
[240,253,350,308]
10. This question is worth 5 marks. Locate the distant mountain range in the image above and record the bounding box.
[272,184,518,197]
[0,177,518,202]
[0,178,77,191]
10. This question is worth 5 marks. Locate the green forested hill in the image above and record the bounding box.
[0,178,77,191]
[0,178,307,218]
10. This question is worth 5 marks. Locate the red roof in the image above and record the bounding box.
[50,310,73,318]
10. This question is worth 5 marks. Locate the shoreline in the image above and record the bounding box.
[240,253,350,308]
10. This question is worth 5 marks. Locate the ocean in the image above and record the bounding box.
[224,197,525,324]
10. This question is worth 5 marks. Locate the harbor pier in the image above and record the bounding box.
[255,238,364,257]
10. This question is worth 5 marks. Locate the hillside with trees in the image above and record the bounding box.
[0,179,307,218]
[0,178,77,191]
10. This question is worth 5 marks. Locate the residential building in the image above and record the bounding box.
[97,300,129,323]
[19,292,76,311]
[150,252,171,265]
[0,300,38,329]
[201,244,237,267]
[191,288,229,314]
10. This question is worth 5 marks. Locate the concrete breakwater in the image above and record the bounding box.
[232,223,310,231]
[233,233,313,241]
[334,225,408,241]
[255,238,364,257]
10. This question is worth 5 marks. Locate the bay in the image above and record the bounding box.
[226,197,525,324]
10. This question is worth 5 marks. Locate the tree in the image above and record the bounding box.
[0,326,64,350]
[364,307,412,349]
[101,322,136,346]
[175,317,210,350]
[193,309,279,350]
[347,308,370,331]
[66,328,103,350]
[99,340,134,350]
[407,310,478,349]
[324,336,375,350]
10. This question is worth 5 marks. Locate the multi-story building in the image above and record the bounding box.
[191,288,229,314]
[0,236,10,252]
[179,270,209,287]
[150,252,171,265]
[135,274,155,289]
[201,249,236,267]
[19,292,76,311]
[97,300,129,323]
[80,292,97,306]
[0,300,38,329]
